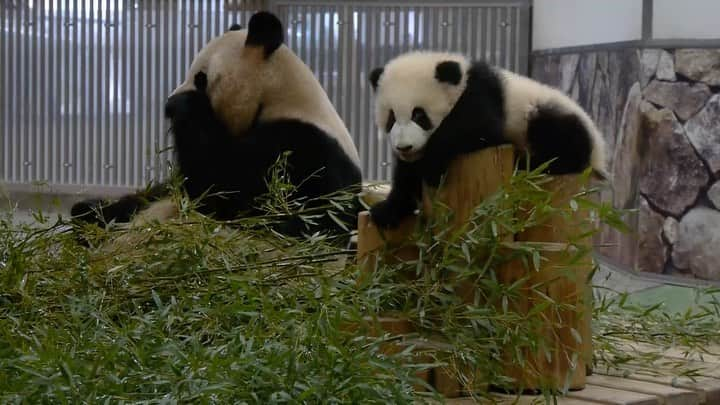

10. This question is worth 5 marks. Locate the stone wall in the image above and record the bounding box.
[532,49,720,281]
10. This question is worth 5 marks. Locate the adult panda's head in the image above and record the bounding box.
[164,11,359,165]
[368,52,471,162]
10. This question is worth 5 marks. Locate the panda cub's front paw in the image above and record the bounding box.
[370,199,412,229]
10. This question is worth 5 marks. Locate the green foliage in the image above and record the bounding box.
[1,162,718,404]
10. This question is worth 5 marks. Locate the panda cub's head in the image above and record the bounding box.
[369,52,470,162]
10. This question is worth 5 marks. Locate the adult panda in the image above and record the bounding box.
[367,51,608,229]
[71,11,362,239]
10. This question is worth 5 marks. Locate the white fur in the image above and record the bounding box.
[373,51,470,159]
[497,69,607,175]
[372,51,607,175]
[134,27,362,227]
[388,121,430,161]
[171,30,360,168]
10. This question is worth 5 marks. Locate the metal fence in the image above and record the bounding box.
[1,0,530,191]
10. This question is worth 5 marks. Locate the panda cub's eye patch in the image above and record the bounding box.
[411,107,432,130]
[385,109,396,133]
[194,71,208,91]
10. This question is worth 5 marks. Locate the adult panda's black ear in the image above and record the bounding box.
[369,67,384,91]
[435,61,462,85]
[228,23,242,31]
[245,11,284,57]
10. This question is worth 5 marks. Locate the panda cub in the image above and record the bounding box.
[368,51,607,229]
[71,12,362,238]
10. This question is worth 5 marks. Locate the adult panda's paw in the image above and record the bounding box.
[370,199,412,229]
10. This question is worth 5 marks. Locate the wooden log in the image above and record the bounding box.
[497,174,595,391]
[356,145,597,395]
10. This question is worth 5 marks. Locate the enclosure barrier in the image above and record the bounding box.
[356,145,594,397]
[1,0,530,191]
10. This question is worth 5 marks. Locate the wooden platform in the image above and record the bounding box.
[444,353,720,404]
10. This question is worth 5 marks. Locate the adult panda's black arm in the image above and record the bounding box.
[419,62,508,188]
[369,159,422,229]
[70,182,169,227]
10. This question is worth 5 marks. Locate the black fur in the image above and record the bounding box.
[411,107,433,131]
[193,72,208,91]
[371,61,506,228]
[369,67,384,91]
[435,61,462,85]
[72,89,362,239]
[371,61,597,229]
[228,23,242,31]
[70,183,167,227]
[522,105,593,175]
[245,11,284,57]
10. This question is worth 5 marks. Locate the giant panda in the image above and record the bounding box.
[367,51,607,229]
[71,11,362,239]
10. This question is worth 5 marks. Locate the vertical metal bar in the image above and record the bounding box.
[487,7,495,64]
[124,0,131,186]
[422,6,430,51]
[85,0,93,185]
[328,8,336,105]
[494,7,502,67]
[401,6,409,52]
[21,1,28,183]
[214,0,220,35]
[362,9,371,179]
[414,6,420,50]
[138,0,147,187]
[78,0,85,184]
[517,2,530,75]
[143,0,151,185]
[11,0,17,183]
[319,6,327,93]
[50,0,58,185]
[510,6,518,72]
[13,0,20,183]
[70,0,79,184]
[129,0,137,186]
[642,0,653,41]
[468,6,476,59]
[306,5,313,75]
[111,0,117,186]
[347,6,357,148]
[32,0,40,182]
[198,0,205,46]
[1,0,7,182]
[379,6,389,179]
[93,0,100,186]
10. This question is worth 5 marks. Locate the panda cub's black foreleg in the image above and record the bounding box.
[370,159,423,229]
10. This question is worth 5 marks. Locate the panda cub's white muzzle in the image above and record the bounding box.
[389,122,431,162]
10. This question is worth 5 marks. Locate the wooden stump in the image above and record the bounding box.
[497,175,594,392]
[355,145,596,395]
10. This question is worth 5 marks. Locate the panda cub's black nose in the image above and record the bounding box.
[396,145,413,152]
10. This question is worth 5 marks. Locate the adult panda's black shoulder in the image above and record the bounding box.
[71,11,362,239]
[366,51,607,229]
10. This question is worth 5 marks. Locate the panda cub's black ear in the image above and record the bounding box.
[369,67,384,91]
[228,23,242,31]
[245,11,284,57]
[435,61,462,85]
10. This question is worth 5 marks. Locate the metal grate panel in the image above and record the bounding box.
[1,0,530,190]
